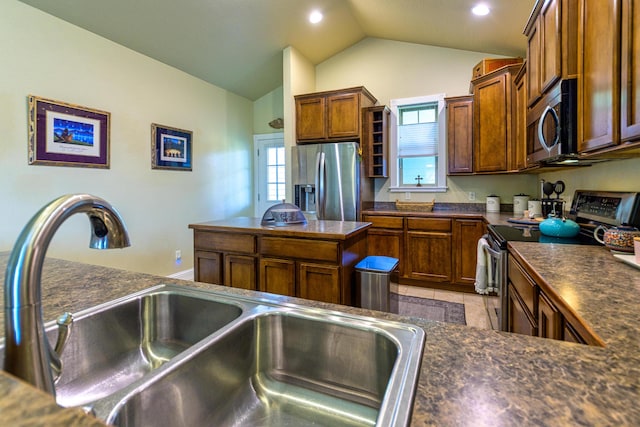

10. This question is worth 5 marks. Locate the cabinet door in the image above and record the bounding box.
[563,322,586,344]
[298,263,341,304]
[296,96,326,141]
[526,18,542,105]
[508,283,538,336]
[405,231,452,282]
[446,96,474,174]
[538,291,562,339]
[194,250,222,284]
[452,220,485,287]
[474,73,510,172]
[578,0,620,152]
[259,258,295,297]
[621,0,640,142]
[540,0,561,93]
[224,254,256,290]
[327,92,360,139]
[514,67,528,170]
[366,229,404,277]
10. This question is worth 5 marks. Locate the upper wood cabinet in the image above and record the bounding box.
[513,63,529,170]
[295,87,377,143]
[471,65,522,173]
[577,0,640,154]
[524,0,578,107]
[446,95,474,174]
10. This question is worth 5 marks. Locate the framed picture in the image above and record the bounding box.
[151,123,193,171]
[28,95,110,168]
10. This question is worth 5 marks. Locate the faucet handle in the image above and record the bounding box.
[50,312,73,383]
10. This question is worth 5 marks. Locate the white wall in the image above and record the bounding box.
[253,86,284,135]
[0,1,254,276]
[314,37,539,204]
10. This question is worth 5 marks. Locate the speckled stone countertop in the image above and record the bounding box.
[2,238,640,425]
[189,217,371,239]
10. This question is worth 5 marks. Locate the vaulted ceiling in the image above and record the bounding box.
[19,0,536,100]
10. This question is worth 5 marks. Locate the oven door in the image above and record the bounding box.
[482,233,508,331]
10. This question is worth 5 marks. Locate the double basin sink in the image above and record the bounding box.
[2,285,425,426]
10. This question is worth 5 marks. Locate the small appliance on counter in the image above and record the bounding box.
[261,202,307,226]
[540,179,566,217]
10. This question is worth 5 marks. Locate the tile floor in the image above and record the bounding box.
[392,283,500,330]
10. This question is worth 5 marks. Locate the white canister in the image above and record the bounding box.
[528,200,542,218]
[486,195,500,213]
[513,194,530,216]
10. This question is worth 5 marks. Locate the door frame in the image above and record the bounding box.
[253,132,285,217]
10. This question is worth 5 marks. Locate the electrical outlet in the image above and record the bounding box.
[469,192,476,201]
[405,192,411,200]
[175,249,182,264]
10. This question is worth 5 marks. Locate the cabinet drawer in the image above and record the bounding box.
[194,231,256,254]
[362,215,403,229]
[407,217,452,232]
[261,237,339,263]
[508,257,537,317]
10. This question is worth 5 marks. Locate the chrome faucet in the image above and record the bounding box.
[3,194,130,397]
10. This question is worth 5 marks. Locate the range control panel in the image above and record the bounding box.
[571,191,640,227]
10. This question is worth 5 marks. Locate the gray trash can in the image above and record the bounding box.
[355,256,399,312]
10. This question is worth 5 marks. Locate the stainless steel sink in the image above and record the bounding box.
[3,287,244,408]
[2,285,425,426]
[107,309,417,426]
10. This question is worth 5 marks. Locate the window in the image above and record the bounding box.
[389,94,446,192]
[253,133,284,217]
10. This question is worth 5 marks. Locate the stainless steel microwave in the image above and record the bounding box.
[526,78,578,165]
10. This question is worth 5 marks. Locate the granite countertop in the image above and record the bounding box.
[189,217,371,240]
[1,233,640,425]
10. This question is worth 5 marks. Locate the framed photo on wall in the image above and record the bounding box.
[28,95,110,168]
[151,123,193,171]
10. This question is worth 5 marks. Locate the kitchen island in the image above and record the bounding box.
[1,242,639,425]
[189,217,370,305]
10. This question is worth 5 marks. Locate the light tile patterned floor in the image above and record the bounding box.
[393,284,499,330]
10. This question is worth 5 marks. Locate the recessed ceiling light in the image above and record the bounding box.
[309,10,323,24]
[472,4,490,16]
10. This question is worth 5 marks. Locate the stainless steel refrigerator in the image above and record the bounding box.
[292,142,371,221]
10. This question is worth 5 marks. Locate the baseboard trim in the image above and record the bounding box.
[167,268,194,281]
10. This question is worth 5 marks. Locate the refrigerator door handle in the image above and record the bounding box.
[316,151,326,219]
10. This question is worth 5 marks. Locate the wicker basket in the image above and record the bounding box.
[395,199,435,212]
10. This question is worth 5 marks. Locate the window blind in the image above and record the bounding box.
[398,121,438,157]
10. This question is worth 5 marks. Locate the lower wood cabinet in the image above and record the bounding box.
[192,226,367,306]
[507,254,601,346]
[363,214,485,292]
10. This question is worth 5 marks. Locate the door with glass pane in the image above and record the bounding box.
[254,133,285,217]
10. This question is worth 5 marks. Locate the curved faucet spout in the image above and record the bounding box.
[3,194,130,396]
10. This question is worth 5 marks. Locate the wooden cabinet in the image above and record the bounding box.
[363,213,485,292]
[191,221,368,306]
[577,0,640,154]
[259,258,295,297]
[405,218,452,283]
[620,0,640,143]
[452,219,485,287]
[525,0,578,106]
[362,105,390,178]
[538,291,562,339]
[362,215,404,277]
[472,57,523,79]
[298,262,341,304]
[471,65,522,173]
[507,256,538,336]
[193,231,257,290]
[446,95,474,174]
[295,87,377,143]
[513,64,529,170]
[507,253,602,346]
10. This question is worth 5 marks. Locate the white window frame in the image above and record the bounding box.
[389,94,447,193]
[253,132,285,217]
